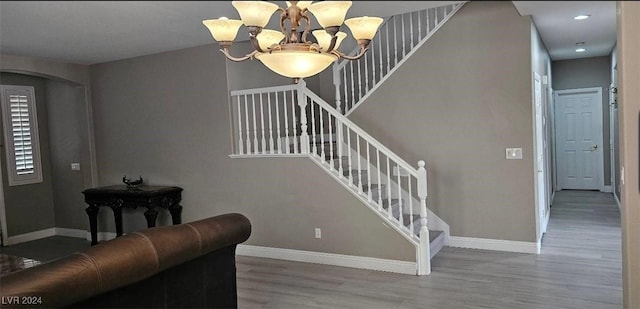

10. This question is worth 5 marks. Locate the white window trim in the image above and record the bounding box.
[0,85,43,186]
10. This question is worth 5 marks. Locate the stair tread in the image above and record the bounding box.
[363,184,385,191]
[310,140,336,145]
[381,198,402,208]
[430,230,444,242]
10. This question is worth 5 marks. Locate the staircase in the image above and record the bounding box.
[333,2,465,115]
[226,3,465,275]
[229,81,448,275]
[307,138,447,260]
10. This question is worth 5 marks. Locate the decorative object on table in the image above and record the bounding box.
[122,175,143,189]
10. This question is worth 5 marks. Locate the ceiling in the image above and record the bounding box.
[0,1,617,66]
[512,1,616,60]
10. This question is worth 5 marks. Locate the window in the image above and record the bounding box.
[0,85,43,186]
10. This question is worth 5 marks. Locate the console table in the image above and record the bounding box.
[82,185,183,245]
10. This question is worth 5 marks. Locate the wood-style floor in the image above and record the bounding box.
[236,190,622,309]
[0,190,621,308]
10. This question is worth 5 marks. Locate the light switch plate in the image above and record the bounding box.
[506,148,523,160]
[71,163,81,171]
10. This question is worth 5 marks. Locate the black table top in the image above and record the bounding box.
[82,185,182,196]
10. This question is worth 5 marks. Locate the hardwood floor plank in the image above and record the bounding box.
[237,190,622,308]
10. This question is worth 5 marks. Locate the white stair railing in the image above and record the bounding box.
[334,2,465,116]
[229,80,431,275]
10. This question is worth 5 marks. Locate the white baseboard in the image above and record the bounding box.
[55,228,116,242]
[542,210,550,234]
[55,228,87,239]
[93,231,117,242]
[448,236,540,254]
[5,228,117,246]
[6,228,56,245]
[602,185,613,193]
[236,244,417,275]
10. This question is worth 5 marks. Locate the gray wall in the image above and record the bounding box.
[45,80,93,230]
[349,1,537,242]
[551,56,612,186]
[0,73,56,236]
[0,54,90,86]
[531,21,553,235]
[617,3,640,306]
[89,44,415,261]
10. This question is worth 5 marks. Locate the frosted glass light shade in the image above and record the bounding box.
[202,17,244,42]
[256,29,285,50]
[255,50,337,78]
[232,1,279,27]
[286,1,313,10]
[312,30,347,51]
[307,1,352,28]
[344,16,383,40]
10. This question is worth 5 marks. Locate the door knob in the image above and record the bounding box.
[590,144,598,151]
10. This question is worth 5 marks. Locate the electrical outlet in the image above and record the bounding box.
[71,163,81,171]
[506,148,523,160]
[314,228,321,239]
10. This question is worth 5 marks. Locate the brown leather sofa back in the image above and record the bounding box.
[0,213,251,308]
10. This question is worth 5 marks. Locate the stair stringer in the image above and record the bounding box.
[304,151,422,255]
[283,134,449,244]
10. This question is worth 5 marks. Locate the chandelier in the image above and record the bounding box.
[202,1,383,82]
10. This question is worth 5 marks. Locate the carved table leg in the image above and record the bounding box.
[169,204,183,225]
[144,208,158,228]
[109,199,124,238]
[85,205,99,246]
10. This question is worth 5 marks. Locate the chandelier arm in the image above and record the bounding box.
[280,10,289,43]
[325,35,338,53]
[249,36,265,53]
[332,46,370,61]
[219,48,259,62]
[300,14,311,43]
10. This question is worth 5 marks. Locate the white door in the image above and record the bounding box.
[554,88,603,190]
[534,73,547,238]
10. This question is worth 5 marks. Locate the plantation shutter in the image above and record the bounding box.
[0,85,42,186]
[10,93,34,175]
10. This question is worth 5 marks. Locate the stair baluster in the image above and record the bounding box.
[275,93,282,154]
[251,94,259,154]
[333,3,465,116]
[267,94,275,154]
[228,77,441,275]
[244,94,251,154]
[259,94,266,154]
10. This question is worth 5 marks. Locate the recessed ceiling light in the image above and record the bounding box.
[574,15,591,20]
[576,48,586,52]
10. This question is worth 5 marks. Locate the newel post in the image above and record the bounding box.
[296,79,309,154]
[417,160,431,275]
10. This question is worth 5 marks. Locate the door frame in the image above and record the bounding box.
[533,72,548,240]
[553,87,605,191]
